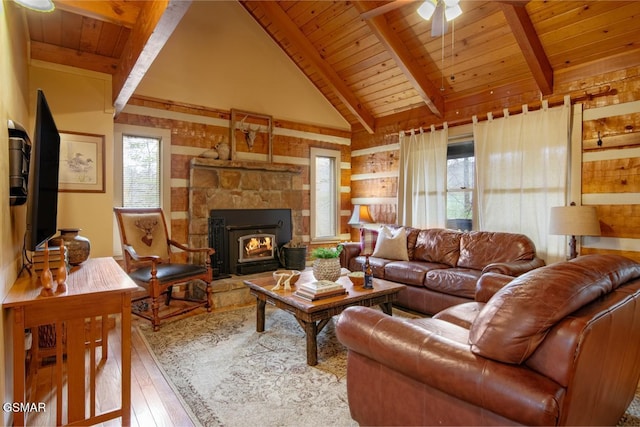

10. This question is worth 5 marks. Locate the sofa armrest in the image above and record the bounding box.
[339,242,361,269]
[475,272,514,302]
[482,257,545,276]
[336,306,563,426]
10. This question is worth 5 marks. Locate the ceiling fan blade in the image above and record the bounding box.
[431,3,447,37]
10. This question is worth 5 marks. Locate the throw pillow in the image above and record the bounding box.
[371,226,409,261]
[360,227,379,255]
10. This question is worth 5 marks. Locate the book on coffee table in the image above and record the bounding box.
[298,280,344,294]
[294,280,346,301]
[294,286,347,301]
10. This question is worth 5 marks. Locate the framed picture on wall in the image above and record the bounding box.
[58,131,105,193]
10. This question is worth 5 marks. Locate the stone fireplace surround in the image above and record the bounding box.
[187,158,304,309]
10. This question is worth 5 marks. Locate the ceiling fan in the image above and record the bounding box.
[417,0,463,37]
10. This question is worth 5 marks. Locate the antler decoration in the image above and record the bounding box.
[238,115,259,150]
[271,271,295,291]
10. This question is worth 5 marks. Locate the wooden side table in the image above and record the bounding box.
[3,257,138,426]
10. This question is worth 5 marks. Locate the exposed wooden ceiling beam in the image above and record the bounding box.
[258,1,376,134]
[53,0,140,28]
[354,1,444,118]
[30,41,118,74]
[112,0,191,116]
[359,0,415,20]
[500,3,553,95]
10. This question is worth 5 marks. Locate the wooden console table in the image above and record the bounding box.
[3,257,138,426]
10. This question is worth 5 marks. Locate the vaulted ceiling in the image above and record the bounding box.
[20,0,640,133]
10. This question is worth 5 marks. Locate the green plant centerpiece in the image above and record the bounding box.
[311,245,343,282]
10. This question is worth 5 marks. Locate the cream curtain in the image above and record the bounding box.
[398,125,448,228]
[473,98,571,263]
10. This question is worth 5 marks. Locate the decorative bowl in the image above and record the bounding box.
[348,271,365,287]
[273,270,301,286]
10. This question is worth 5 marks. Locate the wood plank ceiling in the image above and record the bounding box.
[19,0,640,133]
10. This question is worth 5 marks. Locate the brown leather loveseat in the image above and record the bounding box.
[340,226,545,315]
[336,254,640,426]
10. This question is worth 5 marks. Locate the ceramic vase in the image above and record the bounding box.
[216,142,231,160]
[312,258,341,282]
[57,228,90,265]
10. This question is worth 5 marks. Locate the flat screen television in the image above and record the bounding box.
[25,89,61,252]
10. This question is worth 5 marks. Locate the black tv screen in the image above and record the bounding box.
[25,89,60,252]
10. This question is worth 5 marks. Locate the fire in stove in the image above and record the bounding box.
[246,236,272,256]
[239,233,276,263]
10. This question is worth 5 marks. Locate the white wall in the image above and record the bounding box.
[135,0,349,131]
[29,62,115,259]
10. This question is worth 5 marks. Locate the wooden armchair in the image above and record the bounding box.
[113,207,214,331]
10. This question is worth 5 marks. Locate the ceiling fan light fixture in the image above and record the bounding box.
[417,0,437,20]
[13,0,55,12]
[445,3,463,21]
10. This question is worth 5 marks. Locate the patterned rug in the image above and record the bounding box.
[138,305,640,427]
[137,305,356,427]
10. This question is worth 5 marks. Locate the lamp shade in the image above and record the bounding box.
[549,205,601,237]
[348,205,373,226]
[13,0,55,12]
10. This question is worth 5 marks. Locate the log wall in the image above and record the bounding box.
[352,67,640,262]
[114,96,352,260]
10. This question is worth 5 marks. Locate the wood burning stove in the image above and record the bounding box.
[208,209,292,277]
[238,233,276,263]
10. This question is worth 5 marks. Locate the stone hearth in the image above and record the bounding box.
[187,158,304,309]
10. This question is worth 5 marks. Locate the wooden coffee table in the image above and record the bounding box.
[243,269,405,366]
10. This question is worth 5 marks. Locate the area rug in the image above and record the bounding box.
[137,305,356,427]
[138,306,640,427]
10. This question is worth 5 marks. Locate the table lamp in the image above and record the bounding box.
[549,203,601,259]
[348,205,373,227]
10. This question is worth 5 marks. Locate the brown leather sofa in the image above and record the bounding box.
[340,226,545,315]
[336,254,640,426]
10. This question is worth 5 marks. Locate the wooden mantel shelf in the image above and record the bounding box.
[191,157,302,174]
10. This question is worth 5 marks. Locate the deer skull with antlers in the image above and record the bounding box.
[238,115,259,150]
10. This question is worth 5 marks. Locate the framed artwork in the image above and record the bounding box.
[230,109,273,162]
[58,131,105,193]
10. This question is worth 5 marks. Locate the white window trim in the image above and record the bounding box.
[113,124,171,256]
[310,147,341,243]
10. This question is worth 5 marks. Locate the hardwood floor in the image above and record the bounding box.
[24,304,235,426]
[127,312,199,427]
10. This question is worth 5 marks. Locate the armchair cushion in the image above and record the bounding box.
[469,254,640,364]
[129,263,208,284]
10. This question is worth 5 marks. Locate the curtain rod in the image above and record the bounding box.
[395,85,614,136]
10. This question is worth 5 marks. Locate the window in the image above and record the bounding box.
[122,135,161,207]
[446,141,475,231]
[310,147,341,242]
[114,124,171,256]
